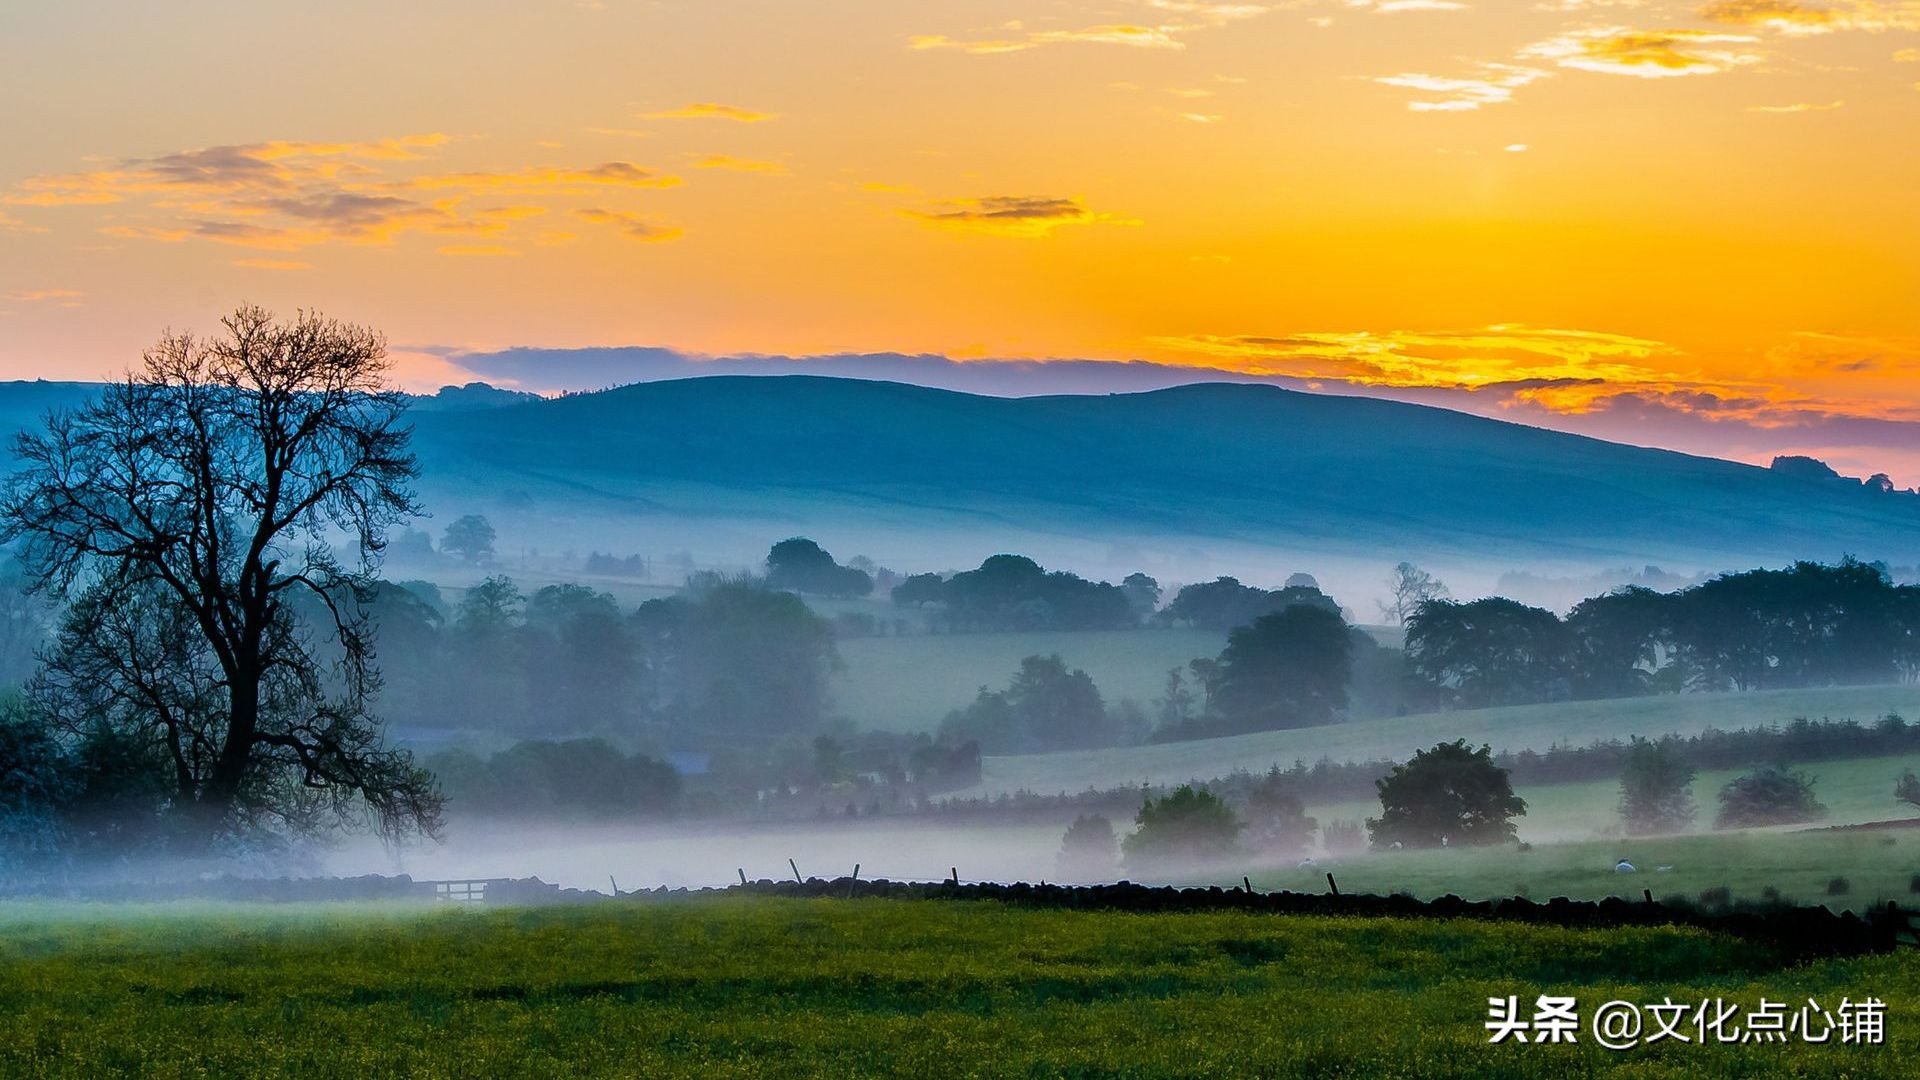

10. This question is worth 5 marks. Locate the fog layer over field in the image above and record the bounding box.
[327,820,1065,892]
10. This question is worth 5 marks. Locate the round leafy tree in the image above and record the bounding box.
[1367,740,1525,849]
[1121,785,1242,872]
[1713,766,1826,829]
[1617,736,1697,835]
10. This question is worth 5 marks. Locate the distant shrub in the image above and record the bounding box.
[1698,886,1732,908]
[1321,820,1366,856]
[1713,767,1826,830]
[1056,814,1118,881]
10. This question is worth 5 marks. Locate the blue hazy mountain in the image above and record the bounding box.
[400,376,1920,579]
[2,376,1914,589]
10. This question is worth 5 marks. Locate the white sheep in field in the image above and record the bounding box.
[1615,860,1637,873]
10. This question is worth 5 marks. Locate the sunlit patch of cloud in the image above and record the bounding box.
[1374,64,1548,110]
[909,1,1271,54]
[1348,0,1471,12]
[911,25,1186,52]
[905,195,1139,237]
[231,258,312,271]
[1747,98,1846,110]
[436,244,521,257]
[641,102,778,122]
[692,155,787,174]
[1521,27,1765,77]
[1700,0,1920,34]
[1152,325,1682,386]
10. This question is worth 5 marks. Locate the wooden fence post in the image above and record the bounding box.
[790,858,803,884]
[1326,873,1339,897]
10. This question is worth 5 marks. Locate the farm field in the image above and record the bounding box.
[0,897,1912,1078]
[326,753,1920,894]
[1243,827,1920,910]
[971,684,1920,797]
[1293,751,1920,847]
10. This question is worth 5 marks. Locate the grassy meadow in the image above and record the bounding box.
[1287,751,1920,847]
[0,896,1913,1078]
[1244,827,1920,910]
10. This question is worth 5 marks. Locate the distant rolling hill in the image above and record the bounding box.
[3,375,1917,594]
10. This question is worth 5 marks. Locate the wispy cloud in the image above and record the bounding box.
[1349,0,1472,12]
[911,25,1186,53]
[909,1,1269,54]
[1,288,83,303]
[8,138,676,258]
[399,163,679,193]
[642,102,778,122]
[575,207,684,242]
[1374,64,1548,110]
[232,258,312,270]
[1521,27,1765,77]
[904,195,1138,237]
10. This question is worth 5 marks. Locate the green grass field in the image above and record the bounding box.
[832,627,1228,732]
[1245,826,1920,910]
[970,685,1920,797]
[0,897,1912,1077]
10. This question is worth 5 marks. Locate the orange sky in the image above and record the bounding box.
[1,1,1917,477]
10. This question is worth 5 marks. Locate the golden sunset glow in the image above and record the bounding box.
[0,1,1916,476]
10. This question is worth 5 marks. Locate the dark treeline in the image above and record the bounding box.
[1406,558,1920,710]
[369,575,841,750]
[890,559,1350,636]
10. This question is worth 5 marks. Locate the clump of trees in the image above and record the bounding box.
[891,555,1138,632]
[1163,576,1338,631]
[441,514,497,565]
[1243,768,1318,856]
[1713,767,1826,829]
[1122,785,1242,872]
[1406,560,1920,710]
[1152,599,1370,742]
[1617,737,1697,835]
[939,654,1141,753]
[1367,741,1526,849]
[766,538,873,599]
[426,739,681,820]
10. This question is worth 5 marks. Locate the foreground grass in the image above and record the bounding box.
[0,897,1914,1077]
